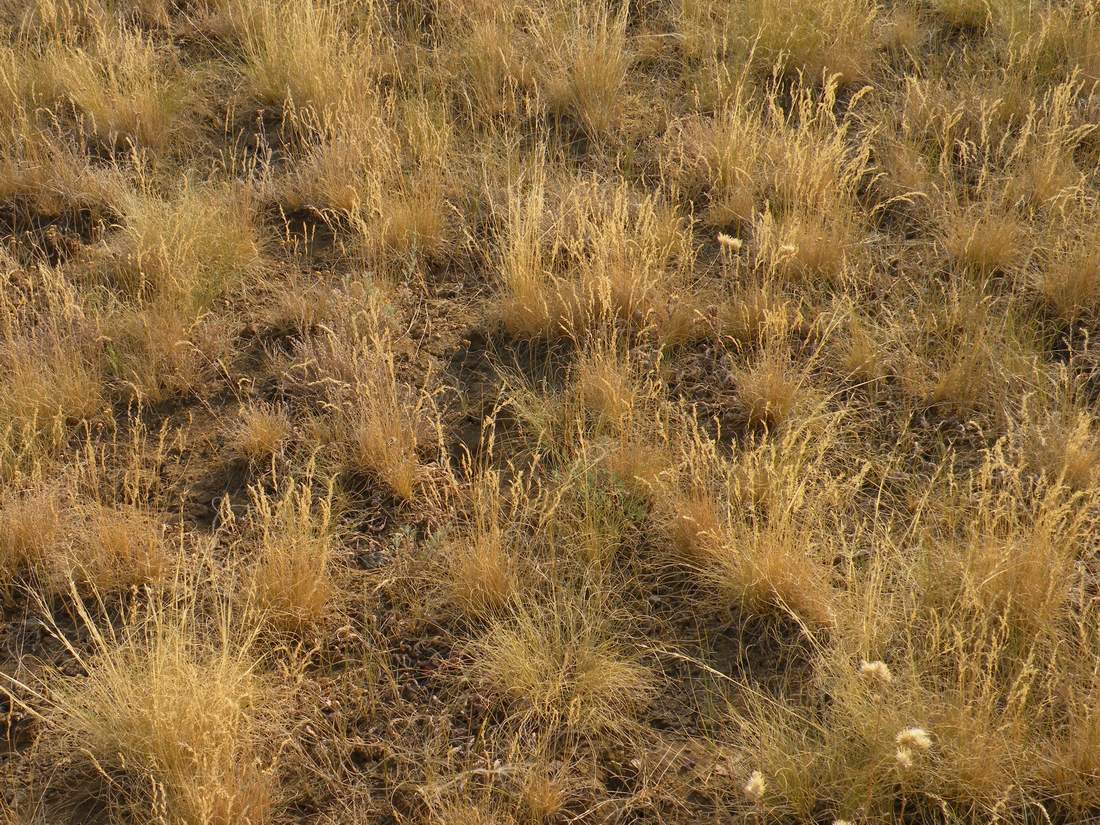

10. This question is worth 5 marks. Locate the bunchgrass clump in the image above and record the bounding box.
[41,588,279,825]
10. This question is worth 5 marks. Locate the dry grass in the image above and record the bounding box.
[243,474,338,629]
[444,530,518,619]
[534,1,631,138]
[2,2,1100,823]
[732,349,807,429]
[0,488,63,596]
[336,337,430,501]
[99,181,262,309]
[0,334,103,434]
[231,403,291,463]
[496,172,690,339]
[4,581,282,825]
[232,0,383,118]
[463,590,656,735]
[747,0,879,83]
[1039,219,1100,323]
[62,502,169,594]
[39,25,200,151]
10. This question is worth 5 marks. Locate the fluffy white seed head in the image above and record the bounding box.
[859,659,893,684]
[896,727,932,751]
[743,769,766,803]
[718,232,743,252]
[895,746,914,769]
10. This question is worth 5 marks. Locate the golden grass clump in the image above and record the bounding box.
[942,204,1027,276]
[62,503,169,594]
[932,504,1079,636]
[324,334,430,501]
[0,489,63,595]
[46,595,277,825]
[731,350,807,429]
[931,0,992,29]
[671,78,872,246]
[233,0,381,117]
[889,281,1041,419]
[756,209,856,283]
[570,337,650,433]
[664,426,847,628]
[39,25,199,151]
[446,7,532,118]
[718,282,802,348]
[1021,407,1100,491]
[1045,685,1100,813]
[101,303,232,403]
[1038,226,1100,323]
[686,512,837,629]
[101,182,262,308]
[281,100,456,266]
[231,403,291,463]
[496,172,691,339]
[0,334,103,433]
[518,764,570,823]
[0,123,110,223]
[444,528,518,620]
[278,109,384,215]
[915,444,1095,641]
[838,312,889,384]
[722,452,1100,820]
[343,391,425,501]
[437,468,524,620]
[534,2,631,138]
[745,0,879,84]
[464,591,656,734]
[245,475,337,629]
[1,485,167,599]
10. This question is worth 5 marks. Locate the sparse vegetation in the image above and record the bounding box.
[2,1,1100,823]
